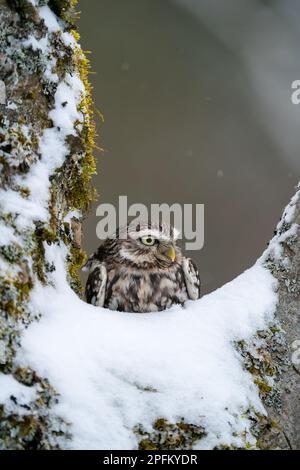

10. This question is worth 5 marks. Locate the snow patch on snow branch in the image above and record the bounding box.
[263,186,300,262]
[22,73,84,221]
[0,374,37,414]
[16,243,277,449]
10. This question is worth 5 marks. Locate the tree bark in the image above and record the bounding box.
[262,188,300,449]
[0,0,95,449]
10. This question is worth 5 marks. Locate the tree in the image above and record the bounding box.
[0,0,299,450]
[258,189,300,449]
[0,0,95,448]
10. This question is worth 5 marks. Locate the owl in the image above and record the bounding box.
[84,221,200,313]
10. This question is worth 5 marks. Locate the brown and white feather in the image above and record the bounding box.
[84,222,200,313]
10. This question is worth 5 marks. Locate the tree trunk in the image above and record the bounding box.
[0,0,95,449]
[260,188,300,449]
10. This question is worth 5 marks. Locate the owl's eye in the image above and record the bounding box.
[140,235,156,246]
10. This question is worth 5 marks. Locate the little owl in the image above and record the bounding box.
[84,221,200,313]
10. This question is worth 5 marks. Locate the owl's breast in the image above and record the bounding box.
[104,265,188,313]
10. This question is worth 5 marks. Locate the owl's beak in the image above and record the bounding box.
[165,246,176,262]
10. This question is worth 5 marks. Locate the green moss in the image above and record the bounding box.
[14,367,38,386]
[265,365,276,377]
[19,187,31,198]
[0,379,68,449]
[270,326,281,334]
[236,327,283,402]
[153,418,168,431]
[135,418,206,450]
[139,439,159,450]
[47,8,97,215]
[44,13,97,292]
[70,31,97,210]
[49,0,79,22]
[14,279,34,302]
[67,245,86,295]
[254,378,272,396]
[50,41,97,286]
[0,365,70,448]
[234,328,288,449]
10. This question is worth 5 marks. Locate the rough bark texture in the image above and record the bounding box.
[236,189,300,450]
[0,0,299,451]
[0,0,95,449]
[263,191,300,449]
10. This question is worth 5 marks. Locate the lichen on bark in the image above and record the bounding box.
[259,189,300,449]
[236,188,300,450]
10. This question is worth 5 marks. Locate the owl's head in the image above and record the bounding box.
[115,221,181,267]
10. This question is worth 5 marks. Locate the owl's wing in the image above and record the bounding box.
[82,248,104,272]
[182,257,201,300]
[85,261,107,307]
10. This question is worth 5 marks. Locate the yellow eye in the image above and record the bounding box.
[141,236,156,246]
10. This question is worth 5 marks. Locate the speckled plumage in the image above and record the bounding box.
[84,222,200,313]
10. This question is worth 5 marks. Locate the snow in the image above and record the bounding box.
[23,32,59,82]
[0,5,85,230]
[18,74,84,224]
[64,210,81,223]
[61,32,77,48]
[44,58,59,83]
[16,243,277,450]
[262,186,299,261]
[0,374,37,414]
[0,224,18,246]
[0,189,48,229]
[13,74,85,226]
[49,75,84,135]
[39,6,60,33]
[6,102,18,110]
[23,5,68,84]
[0,73,84,230]
[23,36,48,53]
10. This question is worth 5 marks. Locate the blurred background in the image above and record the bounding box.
[78,0,300,294]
